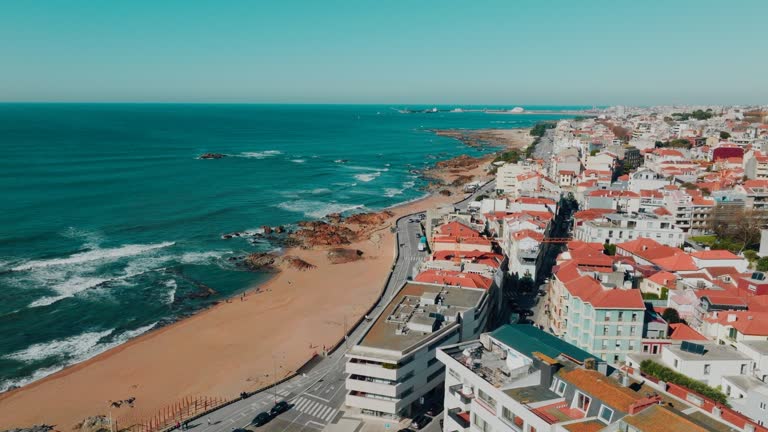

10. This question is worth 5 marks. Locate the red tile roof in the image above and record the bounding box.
[647,271,676,287]
[435,220,481,237]
[414,270,493,290]
[668,323,708,341]
[691,250,741,260]
[706,311,768,336]
[559,369,643,412]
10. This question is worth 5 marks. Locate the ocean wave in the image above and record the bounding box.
[354,172,381,182]
[29,275,112,308]
[1,323,158,392]
[5,329,113,362]
[235,150,282,159]
[290,159,306,164]
[12,242,176,272]
[384,188,404,197]
[276,200,366,219]
[403,180,416,188]
[345,165,389,172]
[179,250,228,264]
[164,279,177,304]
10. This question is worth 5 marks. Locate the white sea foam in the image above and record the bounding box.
[164,279,177,304]
[384,188,404,197]
[12,242,176,272]
[179,250,227,264]
[236,150,282,159]
[5,329,114,362]
[354,172,381,182]
[277,200,365,219]
[1,323,158,392]
[290,159,306,164]
[403,180,416,189]
[29,275,111,308]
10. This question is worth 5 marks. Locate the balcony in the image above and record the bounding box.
[447,408,470,429]
[346,390,398,414]
[346,359,399,381]
[448,384,473,405]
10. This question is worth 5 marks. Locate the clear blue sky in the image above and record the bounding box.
[2,0,766,105]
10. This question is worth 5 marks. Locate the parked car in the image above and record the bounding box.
[252,412,272,426]
[270,401,290,416]
[426,403,443,416]
[398,429,415,432]
[411,415,431,430]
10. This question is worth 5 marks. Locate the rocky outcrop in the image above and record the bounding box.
[74,416,111,432]
[199,153,226,159]
[291,222,356,247]
[3,425,54,432]
[326,213,343,224]
[281,256,316,271]
[327,248,364,264]
[435,155,482,170]
[345,210,394,226]
[450,175,474,186]
[439,189,453,196]
[243,252,279,271]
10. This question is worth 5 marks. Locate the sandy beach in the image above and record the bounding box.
[0,129,531,430]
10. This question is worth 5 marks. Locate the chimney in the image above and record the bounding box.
[712,406,722,418]
[727,314,737,323]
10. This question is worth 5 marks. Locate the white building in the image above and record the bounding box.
[573,212,684,247]
[344,282,490,420]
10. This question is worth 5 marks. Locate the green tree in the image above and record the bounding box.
[603,243,617,256]
[757,257,768,272]
[720,131,731,140]
[662,308,681,324]
[744,250,758,263]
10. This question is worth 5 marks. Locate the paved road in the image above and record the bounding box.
[181,182,493,432]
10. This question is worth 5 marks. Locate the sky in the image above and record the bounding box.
[1,0,766,105]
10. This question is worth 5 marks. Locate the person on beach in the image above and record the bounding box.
[207,418,212,425]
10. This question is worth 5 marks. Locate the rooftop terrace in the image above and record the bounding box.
[355,282,483,354]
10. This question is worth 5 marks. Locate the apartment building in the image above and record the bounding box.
[344,282,491,420]
[437,325,747,432]
[573,212,684,247]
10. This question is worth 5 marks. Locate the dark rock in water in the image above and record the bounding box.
[188,283,217,299]
[262,225,272,235]
[199,152,226,159]
[222,234,233,239]
[274,225,285,233]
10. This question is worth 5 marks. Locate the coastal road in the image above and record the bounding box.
[184,182,493,432]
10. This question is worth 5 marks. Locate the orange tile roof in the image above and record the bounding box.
[561,420,606,432]
[668,323,708,341]
[558,369,642,412]
[435,220,481,237]
[647,271,676,287]
[706,311,768,336]
[512,229,545,242]
[622,405,709,432]
[414,270,492,290]
[691,250,741,260]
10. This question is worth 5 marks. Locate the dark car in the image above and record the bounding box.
[270,401,290,416]
[398,429,415,432]
[411,415,432,430]
[233,429,250,432]
[252,412,272,426]
[426,404,443,416]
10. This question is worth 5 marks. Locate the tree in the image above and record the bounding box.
[720,131,731,140]
[757,257,768,272]
[744,250,758,263]
[603,243,617,256]
[590,149,598,156]
[662,308,681,324]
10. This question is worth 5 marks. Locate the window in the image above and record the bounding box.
[631,312,638,322]
[598,405,614,423]
[618,311,624,322]
[630,326,636,336]
[629,341,636,351]
[477,388,497,409]
[448,368,460,381]
[601,339,608,349]
[427,369,442,382]
[674,359,679,369]
[603,326,609,335]
[555,380,567,396]
[576,392,592,412]
[741,364,748,375]
[617,326,623,336]
[614,355,620,362]
[643,345,649,353]
[501,407,522,430]
[399,387,414,398]
[605,312,612,322]
[472,413,492,432]
[760,402,766,410]
[704,364,711,375]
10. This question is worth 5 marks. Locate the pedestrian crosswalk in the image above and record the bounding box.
[291,396,338,423]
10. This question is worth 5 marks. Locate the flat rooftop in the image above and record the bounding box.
[740,339,768,354]
[666,343,750,362]
[503,385,561,404]
[356,282,483,353]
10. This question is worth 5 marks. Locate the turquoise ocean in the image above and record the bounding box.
[0,104,575,391]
